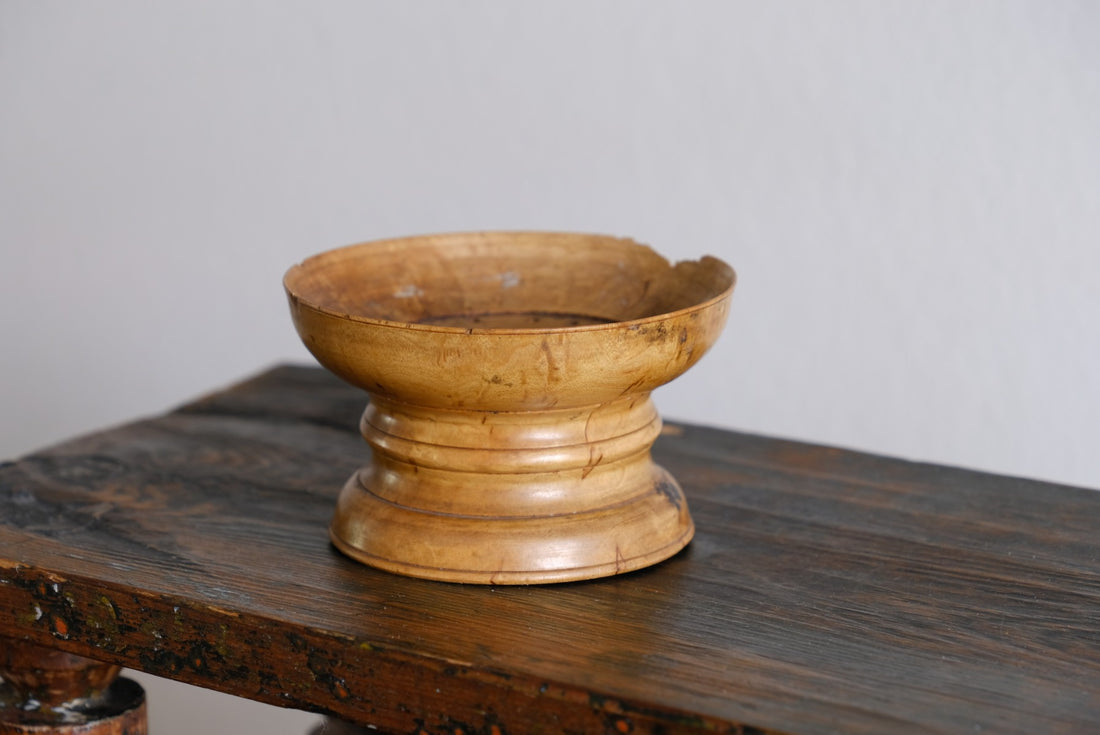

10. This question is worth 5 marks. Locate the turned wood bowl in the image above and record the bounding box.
[284,232,735,584]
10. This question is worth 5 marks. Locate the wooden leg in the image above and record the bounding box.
[0,637,146,734]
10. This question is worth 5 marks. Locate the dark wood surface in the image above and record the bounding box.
[1,365,1098,734]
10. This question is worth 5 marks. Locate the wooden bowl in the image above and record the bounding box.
[284,232,735,584]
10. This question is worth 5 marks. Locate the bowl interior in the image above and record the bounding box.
[284,232,734,330]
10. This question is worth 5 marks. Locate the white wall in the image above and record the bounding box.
[3,1,1099,731]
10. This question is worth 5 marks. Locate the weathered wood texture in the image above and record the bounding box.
[1,365,1098,734]
[0,637,146,734]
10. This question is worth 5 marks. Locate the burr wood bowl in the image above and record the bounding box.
[284,232,735,584]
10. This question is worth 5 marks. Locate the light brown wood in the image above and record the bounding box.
[284,232,735,583]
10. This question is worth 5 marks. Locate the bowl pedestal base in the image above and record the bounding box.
[329,394,694,584]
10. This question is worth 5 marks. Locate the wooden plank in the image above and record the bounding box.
[1,365,1098,734]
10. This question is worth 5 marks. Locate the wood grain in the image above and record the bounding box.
[283,232,735,583]
[1,365,1098,734]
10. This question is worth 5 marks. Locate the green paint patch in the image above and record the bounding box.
[214,623,231,658]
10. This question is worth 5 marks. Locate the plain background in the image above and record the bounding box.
[2,2,1098,733]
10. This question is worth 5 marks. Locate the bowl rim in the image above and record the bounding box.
[283,231,736,336]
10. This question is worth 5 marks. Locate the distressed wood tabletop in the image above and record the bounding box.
[1,365,1098,734]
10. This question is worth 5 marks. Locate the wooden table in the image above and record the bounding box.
[1,365,1098,734]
